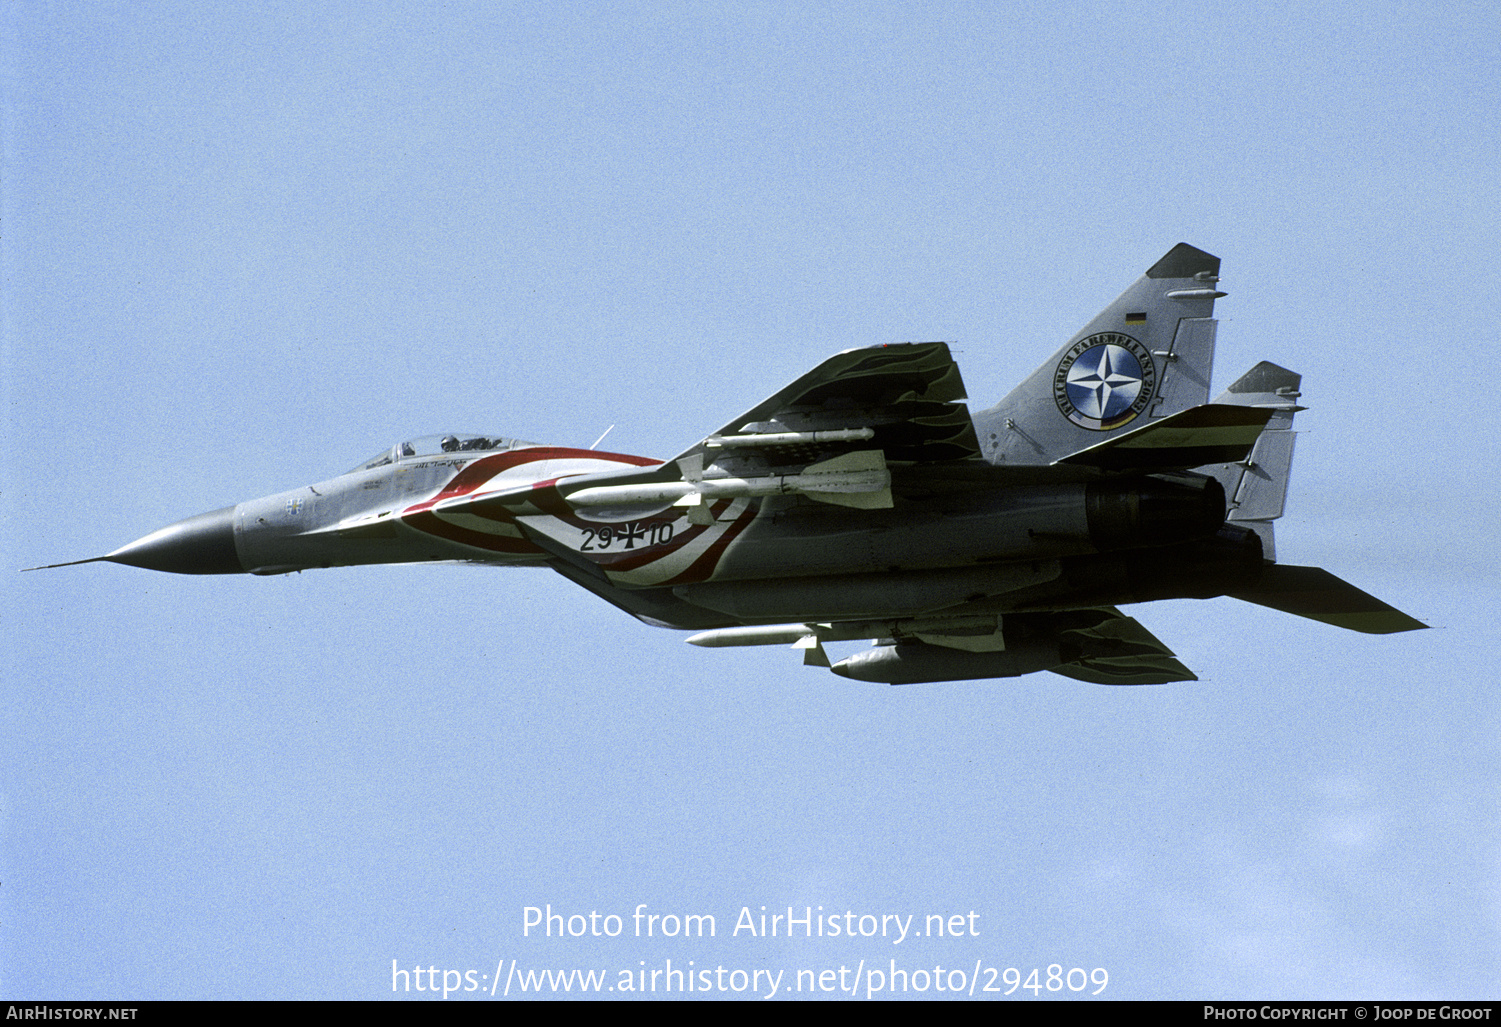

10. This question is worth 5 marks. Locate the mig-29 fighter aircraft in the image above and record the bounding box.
[36,244,1424,684]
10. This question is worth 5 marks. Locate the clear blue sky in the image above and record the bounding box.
[4,0,1497,1000]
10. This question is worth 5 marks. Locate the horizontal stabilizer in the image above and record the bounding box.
[1230,565,1426,634]
[1057,404,1272,470]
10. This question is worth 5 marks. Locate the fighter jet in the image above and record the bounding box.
[34,244,1424,684]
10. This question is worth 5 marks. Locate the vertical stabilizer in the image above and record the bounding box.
[1202,361,1304,562]
[975,243,1226,465]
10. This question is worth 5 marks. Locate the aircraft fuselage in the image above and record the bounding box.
[100,434,1261,634]
[44,246,1422,685]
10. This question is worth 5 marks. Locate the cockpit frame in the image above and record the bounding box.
[347,433,534,475]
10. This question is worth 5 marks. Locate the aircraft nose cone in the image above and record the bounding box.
[105,506,245,574]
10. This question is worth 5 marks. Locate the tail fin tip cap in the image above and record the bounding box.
[1147,243,1221,280]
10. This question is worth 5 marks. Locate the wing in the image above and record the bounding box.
[675,340,983,466]
[826,607,1197,684]
[1047,608,1198,685]
[510,341,986,520]
[662,341,983,513]
[435,344,981,593]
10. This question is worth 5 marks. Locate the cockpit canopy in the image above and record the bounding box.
[347,433,536,475]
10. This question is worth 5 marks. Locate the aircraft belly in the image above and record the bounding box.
[702,487,1095,582]
[511,479,1201,591]
[513,497,756,587]
[673,561,1061,621]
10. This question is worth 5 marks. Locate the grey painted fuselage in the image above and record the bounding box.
[45,247,1424,685]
